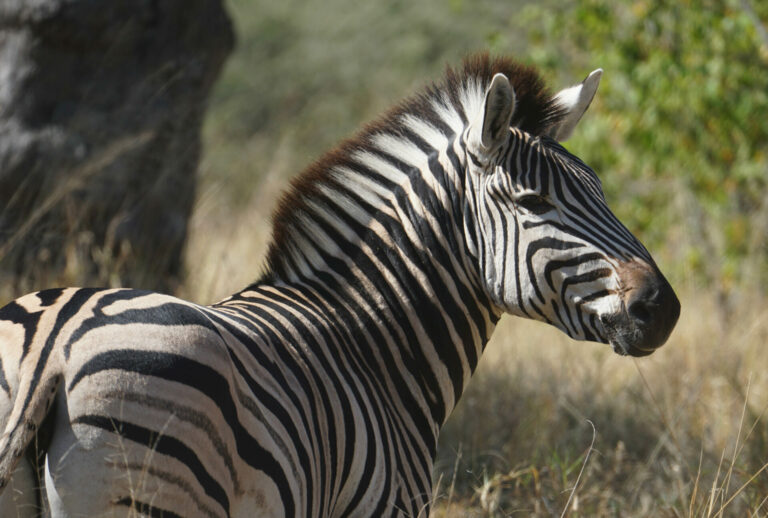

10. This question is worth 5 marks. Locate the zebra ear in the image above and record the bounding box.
[547,69,603,142]
[474,73,516,153]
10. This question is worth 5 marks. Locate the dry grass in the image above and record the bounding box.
[432,290,768,517]
[180,140,294,303]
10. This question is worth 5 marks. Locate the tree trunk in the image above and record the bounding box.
[0,0,234,295]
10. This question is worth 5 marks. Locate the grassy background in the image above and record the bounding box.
[185,0,768,516]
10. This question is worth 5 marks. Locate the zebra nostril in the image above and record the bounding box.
[628,298,653,324]
[628,285,661,324]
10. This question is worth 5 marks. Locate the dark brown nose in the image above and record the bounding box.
[609,260,680,356]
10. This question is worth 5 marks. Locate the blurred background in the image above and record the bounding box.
[1,0,766,515]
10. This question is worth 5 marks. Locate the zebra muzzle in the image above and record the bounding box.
[603,260,680,356]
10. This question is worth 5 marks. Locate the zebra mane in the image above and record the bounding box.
[262,53,564,279]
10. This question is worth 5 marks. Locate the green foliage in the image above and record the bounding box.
[519,0,768,289]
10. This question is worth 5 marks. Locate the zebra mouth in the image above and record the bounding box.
[599,310,672,358]
[609,338,656,357]
[600,318,655,357]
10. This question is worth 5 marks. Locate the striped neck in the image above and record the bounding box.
[254,54,562,426]
[255,132,499,427]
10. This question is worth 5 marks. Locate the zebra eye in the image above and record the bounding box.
[515,194,554,215]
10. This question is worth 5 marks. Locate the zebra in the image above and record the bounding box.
[0,54,679,517]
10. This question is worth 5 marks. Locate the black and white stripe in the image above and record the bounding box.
[0,54,678,517]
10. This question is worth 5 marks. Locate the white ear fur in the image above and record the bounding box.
[473,73,516,153]
[547,68,602,142]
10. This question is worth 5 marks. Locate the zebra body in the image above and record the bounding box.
[1,287,431,517]
[0,55,679,517]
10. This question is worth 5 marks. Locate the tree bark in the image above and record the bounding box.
[0,0,234,295]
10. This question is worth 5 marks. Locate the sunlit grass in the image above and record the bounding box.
[432,290,768,517]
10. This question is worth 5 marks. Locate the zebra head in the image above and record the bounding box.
[463,71,680,356]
